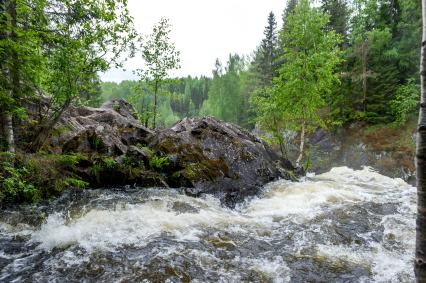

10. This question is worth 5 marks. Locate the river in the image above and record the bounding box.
[0,167,416,282]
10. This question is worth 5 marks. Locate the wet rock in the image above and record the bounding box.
[148,117,297,206]
[48,99,154,155]
[301,124,416,182]
[126,145,153,165]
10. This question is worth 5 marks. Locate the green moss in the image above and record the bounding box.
[183,163,199,180]
[171,171,181,179]
[156,137,180,154]
[88,134,104,151]
[51,126,72,138]
[181,156,230,182]
[149,156,171,172]
[63,177,89,189]
[58,153,88,170]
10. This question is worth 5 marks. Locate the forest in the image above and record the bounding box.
[1,0,421,150]
[1,0,426,281]
[0,0,422,201]
[98,0,421,163]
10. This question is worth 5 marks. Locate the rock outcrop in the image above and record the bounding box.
[149,117,296,206]
[48,99,154,155]
[38,100,297,206]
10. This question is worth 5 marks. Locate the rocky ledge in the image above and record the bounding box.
[45,99,297,206]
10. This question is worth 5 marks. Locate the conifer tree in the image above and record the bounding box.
[254,12,279,90]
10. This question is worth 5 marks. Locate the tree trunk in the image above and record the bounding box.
[4,111,15,154]
[415,0,426,281]
[362,41,368,113]
[273,116,287,158]
[153,80,158,129]
[28,98,71,152]
[296,119,305,167]
[3,0,18,155]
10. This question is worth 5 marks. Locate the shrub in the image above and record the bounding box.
[390,79,420,125]
[0,161,40,203]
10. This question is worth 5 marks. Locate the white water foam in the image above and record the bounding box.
[22,166,416,281]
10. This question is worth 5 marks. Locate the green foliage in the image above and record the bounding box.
[253,12,279,91]
[58,153,87,170]
[0,152,94,204]
[149,156,171,172]
[390,79,420,125]
[201,55,248,124]
[63,177,89,189]
[0,0,138,152]
[100,76,211,127]
[88,135,104,151]
[135,17,181,128]
[0,163,39,203]
[253,0,342,164]
[103,157,117,169]
[91,156,117,176]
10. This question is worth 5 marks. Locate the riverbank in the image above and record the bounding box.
[281,119,417,185]
[0,100,297,207]
[1,99,417,207]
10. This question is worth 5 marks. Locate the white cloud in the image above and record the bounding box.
[100,0,286,82]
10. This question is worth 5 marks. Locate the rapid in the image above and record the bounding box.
[0,167,416,282]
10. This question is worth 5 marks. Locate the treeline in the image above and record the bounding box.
[100,76,211,128]
[0,0,421,163]
[101,0,420,134]
[100,55,252,128]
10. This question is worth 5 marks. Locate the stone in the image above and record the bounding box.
[47,99,154,155]
[148,117,297,207]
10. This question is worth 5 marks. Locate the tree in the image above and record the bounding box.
[321,0,350,44]
[253,12,279,91]
[137,17,180,129]
[201,55,246,124]
[273,0,342,166]
[283,0,298,25]
[415,0,426,279]
[79,73,103,107]
[28,0,137,151]
[0,0,46,153]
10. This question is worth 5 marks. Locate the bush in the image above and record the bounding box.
[0,152,90,205]
[0,158,40,203]
[390,79,420,125]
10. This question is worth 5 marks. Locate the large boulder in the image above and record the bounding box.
[148,117,297,206]
[47,99,154,155]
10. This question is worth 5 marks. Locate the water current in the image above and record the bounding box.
[0,167,416,282]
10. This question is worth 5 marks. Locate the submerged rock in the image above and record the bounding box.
[148,117,296,206]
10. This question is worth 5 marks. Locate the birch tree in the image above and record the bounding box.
[415,0,426,280]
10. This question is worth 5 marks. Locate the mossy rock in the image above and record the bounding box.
[148,117,297,207]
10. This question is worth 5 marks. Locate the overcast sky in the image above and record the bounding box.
[100,0,286,82]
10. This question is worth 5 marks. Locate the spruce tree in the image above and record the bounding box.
[254,12,279,90]
[321,0,350,45]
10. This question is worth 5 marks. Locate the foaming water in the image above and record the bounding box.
[0,167,416,282]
